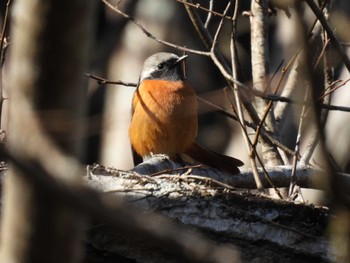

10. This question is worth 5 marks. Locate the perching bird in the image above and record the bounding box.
[129,52,243,174]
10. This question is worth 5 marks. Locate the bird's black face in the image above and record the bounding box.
[150,57,185,81]
[140,53,187,82]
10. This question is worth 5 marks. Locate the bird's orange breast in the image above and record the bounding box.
[129,79,198,158]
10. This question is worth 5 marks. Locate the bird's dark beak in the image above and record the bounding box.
[175,55,188,65]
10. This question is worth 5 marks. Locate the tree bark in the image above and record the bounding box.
[85,161,332,263]
[250,0,283,166]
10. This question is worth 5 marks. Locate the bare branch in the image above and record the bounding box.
[304,0,350,73]
[224,88,264,191]
[181,0,289,166]
[289,88,309,196]
[176,0,234,22]
[301,5,333,166]
[0,0,11,128]
[129,156,350,191]
[85,73,350,160]
[204,0,214,28]
[0,0,11,66]
[85,73,138,86]
[101,0,210,56]
[211,2,231,53]
[85,73,350,114]
[319,78,350,100]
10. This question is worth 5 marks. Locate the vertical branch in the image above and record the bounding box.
[274,0,328,130]
[250,0,282,166]
[294,3,350,261]
[274,54,300,129]
[230,0,263,190]
[204,0,214,28]
[304,2,350,260]
[301,4,333,165]
[0,0,11,128]
[286,4,322,189]
[0,0,10,65]
[289,89,309,196]
[0,0,95,262]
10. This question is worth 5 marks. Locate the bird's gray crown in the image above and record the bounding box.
[139,52,187,82]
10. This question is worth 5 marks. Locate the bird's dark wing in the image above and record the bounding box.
[131,146,143,166]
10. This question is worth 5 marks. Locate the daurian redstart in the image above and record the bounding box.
[129,52,243,174]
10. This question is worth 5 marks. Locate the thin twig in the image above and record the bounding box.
[85,67,298,156]
[319,80,341,98]
[211,1,231,52]
[266,59,284,94]
[301,6,334,166]
[85,72,350,163]
[181,0,250,91]
[182,0,282,165]
[198,94,297,157]
[229,5,283,196]
[254,152,284,199]
[252,61,287,149]
[84,73,350,113]
[257,61,291,165]
[176,0,234,21]
[204,0,214,28]
[225,88,283,198]
[289,88,309,196]
[101,0,210,56]
[198,96,239,122]
[263,93,350,112]
[304,0,350,73]
[274,0,329,129]
[104,188,161,194]
[0,0,10,65]
[198,95,296,157]
[313,38,330,69]
[224,88,264,191]
[84,73,138,86]
[155,174,235,190]
[148,164,203,177]
[319,78,350,100]
[229,0,262,191]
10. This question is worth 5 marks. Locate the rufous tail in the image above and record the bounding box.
[185,142,244,175]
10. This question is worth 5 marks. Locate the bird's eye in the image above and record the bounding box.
[157,63,165,70]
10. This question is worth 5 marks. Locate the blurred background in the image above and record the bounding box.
[1,1,350,262]
[1,0,350,175]
[86,0,253,169]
